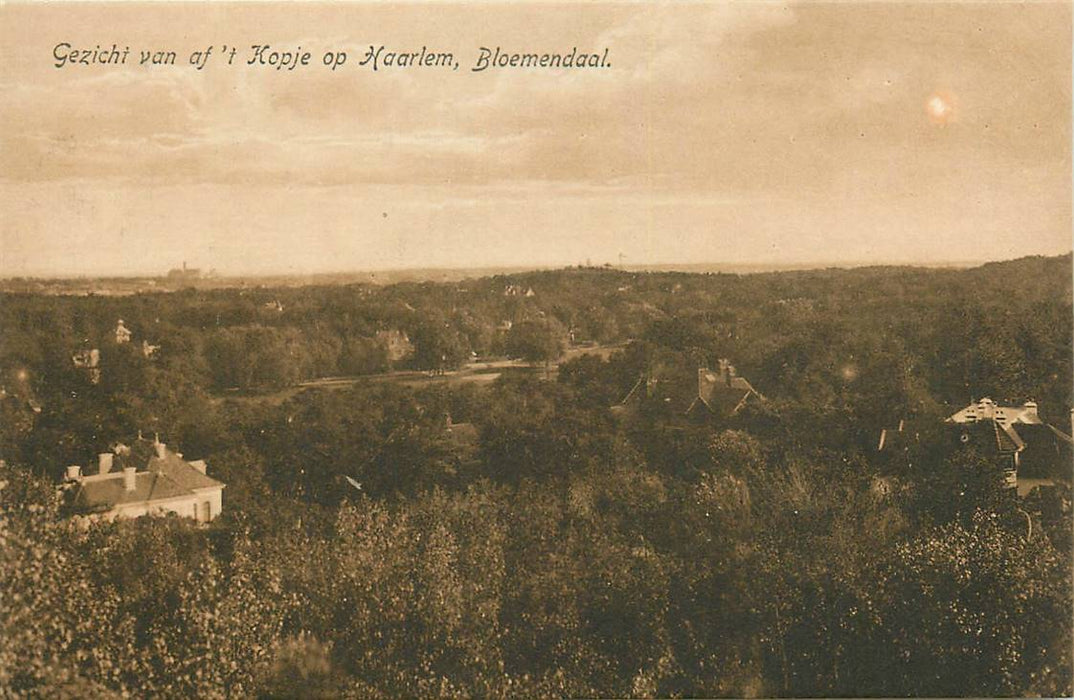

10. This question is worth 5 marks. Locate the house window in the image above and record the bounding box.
[199,501,211,522]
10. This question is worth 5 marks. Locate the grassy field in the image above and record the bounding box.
[213,343,626,405]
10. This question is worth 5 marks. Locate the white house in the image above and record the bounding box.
[63,434,224,523]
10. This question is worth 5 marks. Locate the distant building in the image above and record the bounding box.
[72,347,101,384]
[615,357,762,419]
[687,360,762,416]
[880,398,1074,496]
[375,329,414,364]
[62,434,225,522]
[503,285,535,297]
[114,319,132,344]
[944,398,1073,495]
[141,340,161,359]
[166,261,202,281]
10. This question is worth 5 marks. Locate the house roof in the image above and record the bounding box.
[946,398,1044,426]
[881,405,1072,483]
[947,419,1025,454]
[1047,424,1074,445]
[690,369,758,416]
[944,398,1072,454]
[994,420,1025,452]
[617,364,760,417]
[146,452,222,491]
[1012,422,1074,480]
[945,413,1072,478]
[68,439,223,515]
[71,471,191,512]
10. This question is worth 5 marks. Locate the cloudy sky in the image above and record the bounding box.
[1,2,1070,276]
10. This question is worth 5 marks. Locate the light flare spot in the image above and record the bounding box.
[926,91,957,125]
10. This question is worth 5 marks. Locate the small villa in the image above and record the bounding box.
[878,398,1073,497]
[62,434,224,522]
[945,398,1073,496]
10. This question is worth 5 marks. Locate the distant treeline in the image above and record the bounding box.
[3,255,1071,460]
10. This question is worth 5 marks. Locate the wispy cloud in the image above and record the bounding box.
[0,1,1069,275]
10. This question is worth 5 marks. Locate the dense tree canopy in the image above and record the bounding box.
[1,255,1071,697]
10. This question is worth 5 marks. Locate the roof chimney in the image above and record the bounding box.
[123,467,136,492]
[65,465,83,481]
[97,452,113,475]
[717,358,732,386]
[153,433,166,458]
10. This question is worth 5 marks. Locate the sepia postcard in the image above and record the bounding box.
[0,1,1071,698]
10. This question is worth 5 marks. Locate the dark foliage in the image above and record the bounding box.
[1,255,1071,697]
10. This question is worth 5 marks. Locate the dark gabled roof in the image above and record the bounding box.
[1047,424,1074,445]
[944,417,1072,479]
[881,410,1072,483]
[689,370,759,416]
[1014,422,1074,479]
[994,421,1025,452]
[616,365,761,418]
[951,420,1022,454]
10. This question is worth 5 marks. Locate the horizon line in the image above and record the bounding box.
[3,252,1072,282]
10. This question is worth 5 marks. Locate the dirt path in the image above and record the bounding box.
[212,343,627,405]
